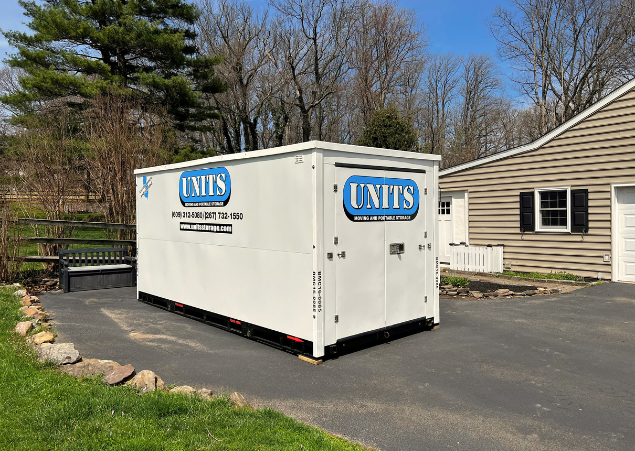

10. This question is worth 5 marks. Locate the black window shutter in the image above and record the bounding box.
[571,189,589,233]
[519,191,534,232]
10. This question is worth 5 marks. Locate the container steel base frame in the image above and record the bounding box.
[138,291,436,359]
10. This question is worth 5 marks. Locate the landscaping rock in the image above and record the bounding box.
[441,285,454,290]
[198,388,214,400]
[12,283,21,287]
[20,299,32,307]
[483,292,497,297]
[470,291,483,299]
[14,321,32,336]
[37,343,81,365]
[32,311,48,321]
[61,359,121,377]
[229,392,251,409]
[14,290,26,297]
[457,287,470,293]
[128,370,165,393]
[102,364,135,385]
[446,291,458,296]
[170,385,196,396]
[19,306,39,317]
[31,331,54,345]
[495,289,514,297]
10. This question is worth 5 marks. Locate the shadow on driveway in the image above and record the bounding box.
[40,283,635,451]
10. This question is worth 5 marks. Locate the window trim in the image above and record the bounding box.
[535,187,571,232]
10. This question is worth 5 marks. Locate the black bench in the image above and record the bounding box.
[59,247,136,293]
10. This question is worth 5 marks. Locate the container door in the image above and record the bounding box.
[334,165,386,340]
[385,171,427,327]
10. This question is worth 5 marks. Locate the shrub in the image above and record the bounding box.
[440,276,469,287]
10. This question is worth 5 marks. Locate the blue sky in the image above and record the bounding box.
[0,0,507,78]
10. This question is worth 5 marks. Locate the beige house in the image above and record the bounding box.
[439,79,635,282]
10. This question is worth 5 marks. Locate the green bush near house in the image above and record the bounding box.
[0,287,368,451]
[440,276,469,287]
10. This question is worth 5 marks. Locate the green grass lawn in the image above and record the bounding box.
[0,287,366,451]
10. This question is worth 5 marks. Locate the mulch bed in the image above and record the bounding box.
[465,281,537,293]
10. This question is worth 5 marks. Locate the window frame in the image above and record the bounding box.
[438,200,451,216]
[534,187,571,233]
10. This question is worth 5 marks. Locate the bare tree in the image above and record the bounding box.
[349,0,426,126]
[267,0,356,142]
[419,54,461,154]
[491,0,635,135]
[447,54,505,165]
[9,108,83,259]
[198,0,278,152]
[84,95,171,234]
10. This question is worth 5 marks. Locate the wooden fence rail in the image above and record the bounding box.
[17,218,136,230]
[18,237,136,246]
[6,218,136,263]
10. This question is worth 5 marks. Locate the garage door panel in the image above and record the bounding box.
[622,261,635,278]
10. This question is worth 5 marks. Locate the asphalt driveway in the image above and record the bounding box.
[39,283,635,451]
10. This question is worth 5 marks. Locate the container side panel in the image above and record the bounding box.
[137,153,314,253]
[136,151,314,340]
[137,239,312,339]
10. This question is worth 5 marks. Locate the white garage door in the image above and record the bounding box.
[617,186,635,282]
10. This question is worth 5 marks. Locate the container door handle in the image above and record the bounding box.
[337,251,346,258]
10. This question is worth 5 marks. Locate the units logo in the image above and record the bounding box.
[179,167,231,207]
[343,175,419,221]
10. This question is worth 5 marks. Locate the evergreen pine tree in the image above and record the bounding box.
[2,0,224,131]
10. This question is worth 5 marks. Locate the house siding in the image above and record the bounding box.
[440,89,635,278]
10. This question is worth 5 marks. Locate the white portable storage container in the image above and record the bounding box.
[135,141,440,358]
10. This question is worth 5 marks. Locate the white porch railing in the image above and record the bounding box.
[450,244,504,273]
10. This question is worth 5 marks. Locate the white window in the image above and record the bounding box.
[535,187,570,232]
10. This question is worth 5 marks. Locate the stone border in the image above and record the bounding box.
[9,285,251,409]
[439,285,560,299]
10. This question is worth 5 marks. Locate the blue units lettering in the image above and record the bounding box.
[179,167,231,207]
[343,175,419,221]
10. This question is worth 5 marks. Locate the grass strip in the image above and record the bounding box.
[0,287,367,451]
[502,271,583,281]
